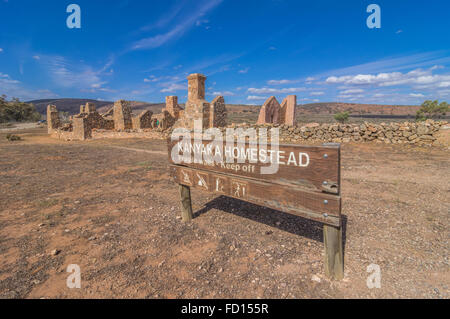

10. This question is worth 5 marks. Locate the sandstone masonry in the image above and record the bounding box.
[228,120,448,146]
[173,73,227,130]
[257,95,296,126]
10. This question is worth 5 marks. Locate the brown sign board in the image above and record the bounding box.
[168,138,341,226]
[167,139,340,194]
[170,165,341,226]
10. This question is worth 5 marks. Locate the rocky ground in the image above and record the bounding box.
[0,127,448,299]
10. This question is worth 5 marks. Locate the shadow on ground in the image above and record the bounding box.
[194,195,347,251]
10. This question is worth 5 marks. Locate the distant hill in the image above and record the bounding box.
[227,102,421,116]
[299,102,420,116]
[27,98,165,115]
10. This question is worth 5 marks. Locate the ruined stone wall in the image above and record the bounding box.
[257,97,280,125]
[132,110,153,130]
[230,120,448,146]
[70,103,114,140]
[210,96,227,128]
[47,105,61,134]
[72,117,90,140]
[280,95,297,126]
[113,100,132,130]
[154,111,176,130]
[257,95,296,126]
[164,96,182,120]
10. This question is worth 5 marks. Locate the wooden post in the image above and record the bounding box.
[179,184,193,222]
[323,224,344,280]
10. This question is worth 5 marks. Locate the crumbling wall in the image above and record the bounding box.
[257,95,297,126]
[280,95,297,126]
[257,96,280,125]
[47,105,61,134]
[154,110,176,130]
[69,103,114,140]
[132,110,154,130]
[164,96,182,120]
[72,116,90,140]
[113,100,132,131]
[210,96,227,128]
[73,111,108,140]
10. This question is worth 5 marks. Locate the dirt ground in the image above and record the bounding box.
[0,127,448,299]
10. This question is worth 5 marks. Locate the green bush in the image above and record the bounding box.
[6,134,21,141]
[416,100,449,121]
[0,95,41,123]
[334,111,349,123]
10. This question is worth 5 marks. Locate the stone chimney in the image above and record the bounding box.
[187,73,206,101]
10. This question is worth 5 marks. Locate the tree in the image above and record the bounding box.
[416,100,449,121]
[334,111,349,123]
[0,95,41,123]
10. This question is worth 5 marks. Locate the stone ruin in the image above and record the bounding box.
[113,100,133,131]
[48,73,228,140]
[173,73,227,130]
[47,105,61,134]
[257,95,297,126]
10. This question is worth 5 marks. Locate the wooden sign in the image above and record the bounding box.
[167,139,340,194]
[170,166,341,226]
[167,138,343,280]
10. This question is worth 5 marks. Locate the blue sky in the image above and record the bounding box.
[1,0,449,105]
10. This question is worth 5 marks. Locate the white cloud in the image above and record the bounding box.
[409,93,425,98]
[47,57,102,88]
[0,72,58,100]
[209,91,234,96]
[39,55,116,94]
[0,48,3,53]
[340,89,364,94]
[319,51,450,77]
[161,83,186,93]
[32,55,40,60]
[438,81,450,88]
[238,67,250,74]
[325,66,450,89]
[247,95,267,101]
[196,19,209,27]
[337,94,364,99]
[248,87,307,94]
[131,0,222,50]
[145,75,180,83]
[310,91,325,96]
[438,90,450,97]
[300,97,320,103]
[267,79,293,85]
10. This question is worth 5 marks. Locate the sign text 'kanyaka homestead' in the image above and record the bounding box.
[168,138,341,226]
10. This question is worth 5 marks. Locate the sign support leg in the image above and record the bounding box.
[179,184,193,222]
[323,224,344,280]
